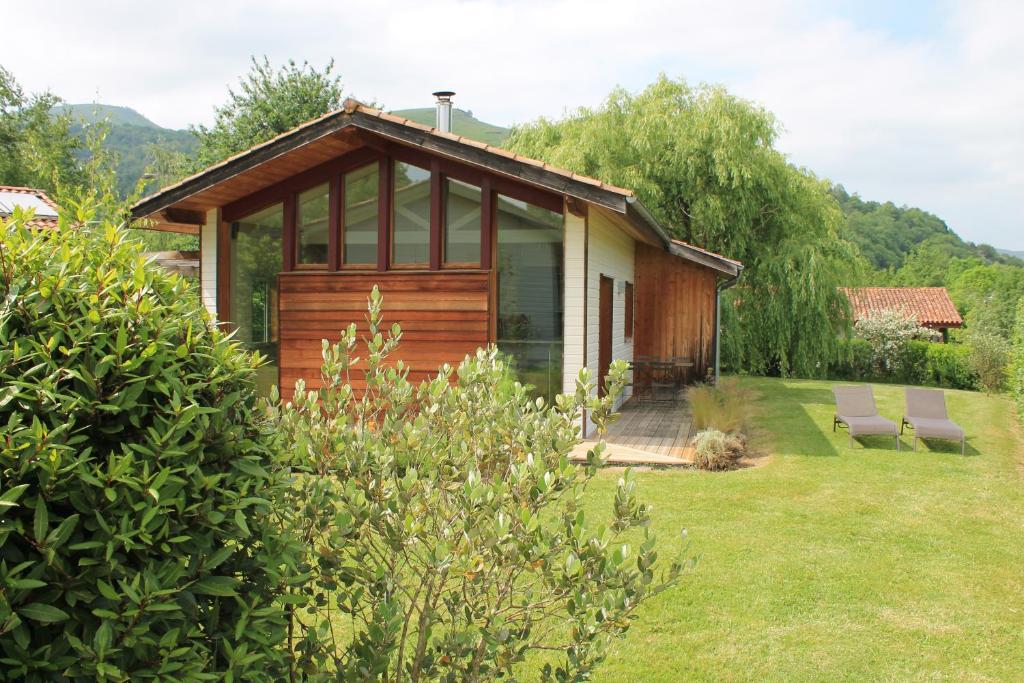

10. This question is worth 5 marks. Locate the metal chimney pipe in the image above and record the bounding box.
[432,90,455,133]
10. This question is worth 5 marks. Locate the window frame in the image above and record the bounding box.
[339,160,382,271]
[219,143,563,280]
[389,157,434,269]
[624,281,635,341]
[294,181,332,270]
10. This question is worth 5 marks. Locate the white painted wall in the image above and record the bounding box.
[585,210,635,420]
[200,209,219,318]
[562,209,586,398]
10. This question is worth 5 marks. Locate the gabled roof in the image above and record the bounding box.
[0,186,59,229]
[841,287,963,328]
[131,99,741,276]
[131,99,635,222]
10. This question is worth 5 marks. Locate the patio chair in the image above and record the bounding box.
[832,385,900,450]
[901,387,966,455]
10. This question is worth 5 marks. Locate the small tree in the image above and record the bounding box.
[854,308,937,375]
[964,330,1011,394]
[194,57,344,167]
[271,288,683,681]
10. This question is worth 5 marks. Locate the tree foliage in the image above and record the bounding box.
[0,65,84,195]
[194,57,344,167]
[506,75,861,376]
[0,206,299,680]
[271,288,683,680]
[830,186,1022,272]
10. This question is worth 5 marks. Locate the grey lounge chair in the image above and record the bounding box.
[901,387,965,455]
[832,385,900,450]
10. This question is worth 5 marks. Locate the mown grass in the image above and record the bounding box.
[562,377,1024,681]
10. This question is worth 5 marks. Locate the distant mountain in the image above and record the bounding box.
[390,107,510,146]
[54,103,164,129]
[55,104,197,196]
[998,248,1024,260]
[831,185,1021,271]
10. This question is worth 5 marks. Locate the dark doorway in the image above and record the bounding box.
[598,275,613,397]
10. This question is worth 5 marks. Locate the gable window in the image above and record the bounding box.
[392,161,431,265]
[624,281,634,340]
[229,202,283,396]
[444,178,482,265]
[296,183,330,266]
[495,195,564,405]
[343,162,379,266]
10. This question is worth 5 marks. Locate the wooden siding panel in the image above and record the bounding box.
[278,271,490,399]
[633,242,718,381]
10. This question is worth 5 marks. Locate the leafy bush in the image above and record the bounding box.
[829,338,874,381]
[1012,299,1024,424]
[853,308,938,374]
[271,288,683,680]
[964,330,1011,393]
[691,429,744,471]
[0,209,297,681]
[923,342,977,390]
[828,337,977,390]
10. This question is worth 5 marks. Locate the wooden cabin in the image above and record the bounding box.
[131,97,741,427]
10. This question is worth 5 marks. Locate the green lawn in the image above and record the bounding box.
[579,377,1024,681]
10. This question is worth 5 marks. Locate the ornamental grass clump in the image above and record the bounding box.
[0,206,299,681]
[271,287,685,681]
[692,429,745,471]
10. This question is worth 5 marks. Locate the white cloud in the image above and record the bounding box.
[4,0,1022,248]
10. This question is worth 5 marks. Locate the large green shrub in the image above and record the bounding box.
[923,343,976,390]
[1012,299,1024,424]
[271,288,683,680]
[0,209,298,680]
[829,338,874,381]
[828,337,976,390]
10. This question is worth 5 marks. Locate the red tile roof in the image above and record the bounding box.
[0,186,60,229]
[841,287,963,328]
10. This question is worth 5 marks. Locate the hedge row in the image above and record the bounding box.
[1012,300,1024,424]
[828,338,978,390]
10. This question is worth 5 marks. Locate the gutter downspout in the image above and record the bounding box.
[714,269,742,384]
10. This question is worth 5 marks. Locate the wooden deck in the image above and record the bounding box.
[570,397,695,466]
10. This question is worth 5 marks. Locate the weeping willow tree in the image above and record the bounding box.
[507,75,862,376]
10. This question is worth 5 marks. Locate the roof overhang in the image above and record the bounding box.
[131,101,634,229]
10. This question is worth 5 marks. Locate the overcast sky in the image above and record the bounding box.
[5,0,1022,249]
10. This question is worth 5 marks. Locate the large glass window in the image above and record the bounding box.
[444,178,482,265]
[496,195,563,404]
[230,202,283,396]
[297,183,329,265]
[392,161,431,265]
[343,162,379,265]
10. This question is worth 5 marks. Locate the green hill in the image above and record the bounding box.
[55,104,198,196]
[390,107,510,146]
[832,185,1020,271]
[54,103,164,129]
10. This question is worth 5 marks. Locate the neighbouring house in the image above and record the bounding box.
[130,94,742,428]
[841,287,963,340]
[145,251,200,278]
[0,186,59,229]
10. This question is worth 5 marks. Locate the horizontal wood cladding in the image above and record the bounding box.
[633,243,718,381]
[278,271,490,397]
